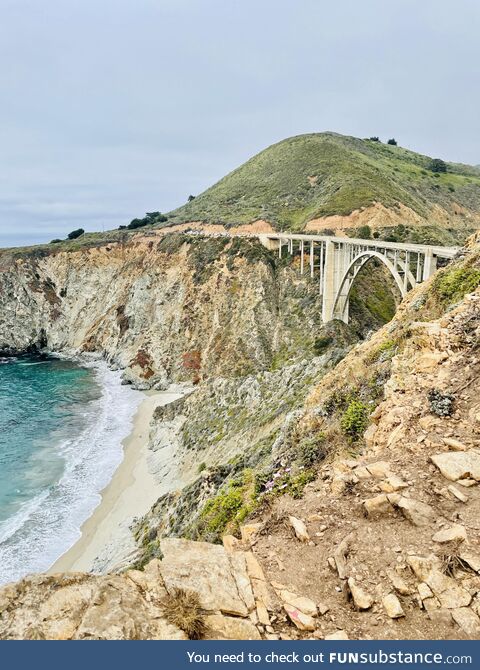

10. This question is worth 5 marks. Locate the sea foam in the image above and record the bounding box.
[0,360,142,585]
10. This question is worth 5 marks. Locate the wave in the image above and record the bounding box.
[0,361,142,585]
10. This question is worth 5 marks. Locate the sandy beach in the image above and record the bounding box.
[50,389,183,574]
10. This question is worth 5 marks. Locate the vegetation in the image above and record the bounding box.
[340,399,370,441]
[196,470,257,541]
[387,138,398,146]
[127,211,167,230]
[433,265,480,304]
[67,228,84,240]
[165,132,480,237]
[428,158,447,173]
[162,589,205,639]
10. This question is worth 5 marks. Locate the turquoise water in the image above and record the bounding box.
[0,355,141,584]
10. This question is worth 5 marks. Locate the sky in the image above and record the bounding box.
[0,0,479,248]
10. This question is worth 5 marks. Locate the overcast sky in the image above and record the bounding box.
[0,0,479,247]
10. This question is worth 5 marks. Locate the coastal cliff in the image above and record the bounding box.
[1,230,480,640]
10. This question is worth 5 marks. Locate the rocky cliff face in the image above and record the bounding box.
[0,234,331,387]
[2,231,480,640]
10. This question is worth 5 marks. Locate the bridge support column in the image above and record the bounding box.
[422,249,437,280]
[322,241,337,322]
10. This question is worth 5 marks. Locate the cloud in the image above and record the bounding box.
[0,0,479,247]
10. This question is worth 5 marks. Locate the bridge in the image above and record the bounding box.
[258,233,458,323]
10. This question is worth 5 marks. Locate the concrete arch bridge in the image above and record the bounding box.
[258,234,458,323]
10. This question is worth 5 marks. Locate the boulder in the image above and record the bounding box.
[388,495,435,526]
[283,604,316,631]
[279,590,317,617]
[431,451,480,482]
[382,593,405,619]
[443,438,468,452]
[387,569,413,596]
[204,614,261,640]
[432,525,467,544]
[366,461,392,478]
[288,516,310,542]
[347,578,374,610]
[407,556,472,609]
[160,538,254,616]
[451,608,480,637]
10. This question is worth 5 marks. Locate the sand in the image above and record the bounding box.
[50,390,183,574]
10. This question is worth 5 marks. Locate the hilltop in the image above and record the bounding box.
[165,133,480,245]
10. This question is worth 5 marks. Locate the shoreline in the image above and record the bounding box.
[50,389,182,574]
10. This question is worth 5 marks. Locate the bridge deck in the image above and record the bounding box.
[259,233,459,259]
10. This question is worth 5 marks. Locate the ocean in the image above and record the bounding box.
[0,354,142,585]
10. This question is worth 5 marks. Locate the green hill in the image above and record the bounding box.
[165,132,480,244]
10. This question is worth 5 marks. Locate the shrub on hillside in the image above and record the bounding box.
[387,138,398,146]
[67,228,84,240]
[428,158,447,173]
[356,225,372,240]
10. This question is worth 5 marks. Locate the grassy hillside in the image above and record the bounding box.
[165,133,480,242]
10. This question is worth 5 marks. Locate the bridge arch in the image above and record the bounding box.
[331,250,410,322]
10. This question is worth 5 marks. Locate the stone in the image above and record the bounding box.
[333,532,356,579]
[240,523,263,545]
[443,438,468,451]
[379,476,409,493]
[325,630,349,640]
[347,578,374,610]
[288,516,310,542]
[317,602,330,616]
[283,604,316,631]
[382,593,405,618]
[457,479,477,487]
[432,525,467,544]
[245,552,266,581]
[279,590,317,617]
[460,551,480,574]
[363,494,394,518]
[366,461,392,478]
[408,555,471,608]
[389,495,435,526]
[255,600,270,626]
[418,583,434,600]
[431,451,480,482]
[387,569,413,596]
[451,608,480,637]
[204,614,261,640]
[448,485,468,503]
[251,578,277,612]
[160,538,254,616]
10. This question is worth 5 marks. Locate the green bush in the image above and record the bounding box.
[341,400,370,440]
[434,266,480,304]
[67,228,84,240]
[298,433,326,466]
[387,138,397,146]
[356,225,372,240]
[428,158,447,173]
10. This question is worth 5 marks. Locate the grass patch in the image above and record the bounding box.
[433,265,480,305]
